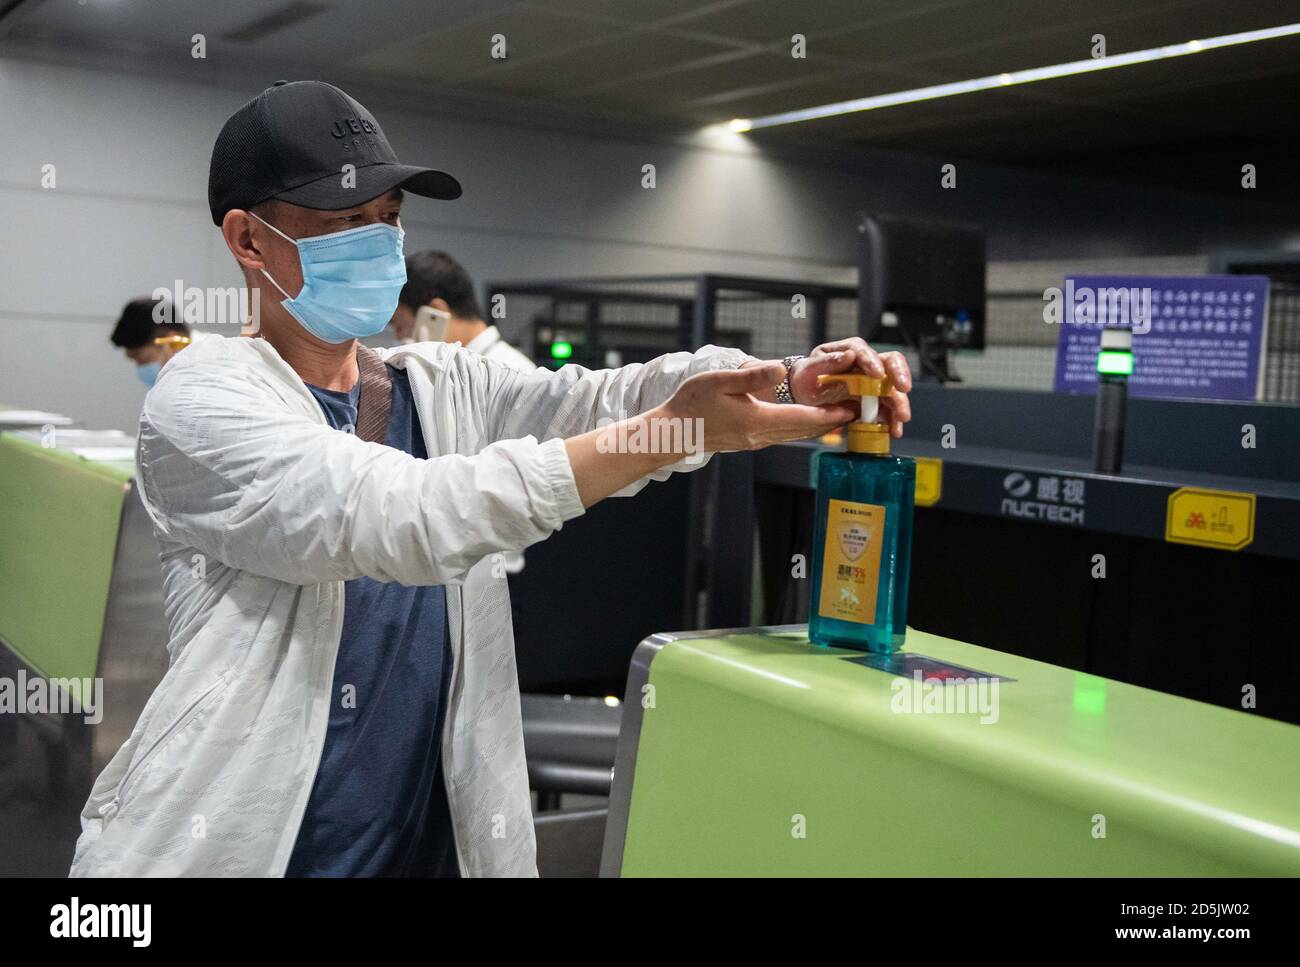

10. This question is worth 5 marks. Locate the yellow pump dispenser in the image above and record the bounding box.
[818,373,892,454]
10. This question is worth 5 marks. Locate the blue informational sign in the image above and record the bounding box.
[1051,275,1270,401]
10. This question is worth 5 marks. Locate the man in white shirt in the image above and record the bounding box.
[392,250,535,372]
[71,80,912,877]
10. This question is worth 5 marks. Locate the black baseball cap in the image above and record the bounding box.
[208,80,461,226]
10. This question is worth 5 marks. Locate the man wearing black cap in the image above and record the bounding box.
[70,81,911,877]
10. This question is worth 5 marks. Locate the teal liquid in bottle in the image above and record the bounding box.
[808,375,915,654]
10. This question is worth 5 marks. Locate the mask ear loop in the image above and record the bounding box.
[260,268,292,301]
[247,209,296,243]
[247,210,297,301]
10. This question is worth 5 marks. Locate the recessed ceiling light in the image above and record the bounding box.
[735,22,1300,131]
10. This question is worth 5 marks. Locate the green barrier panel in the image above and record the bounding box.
[614,628,1300,876]
[0,433,131,683]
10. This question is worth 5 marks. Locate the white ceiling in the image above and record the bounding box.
[4,0,1298,197]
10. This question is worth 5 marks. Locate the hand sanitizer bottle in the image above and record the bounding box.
[808,374,915,654]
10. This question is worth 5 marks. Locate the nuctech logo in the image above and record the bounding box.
[1003,472,1032,497]
[50,898,150,947]
[999,471,1087,526]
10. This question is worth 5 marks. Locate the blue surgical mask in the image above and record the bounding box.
[252,212,407,344]
[137,361,162,388]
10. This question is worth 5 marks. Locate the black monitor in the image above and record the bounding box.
[858,213,986,382]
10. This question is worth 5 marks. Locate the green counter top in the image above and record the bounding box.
[611,627,1300,876]
[0,434,132,682]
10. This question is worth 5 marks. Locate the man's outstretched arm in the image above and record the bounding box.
[564,361,857,507]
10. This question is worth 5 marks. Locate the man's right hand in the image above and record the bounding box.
[655,361,856,453]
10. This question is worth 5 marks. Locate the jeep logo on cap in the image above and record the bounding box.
[331,117,377,139]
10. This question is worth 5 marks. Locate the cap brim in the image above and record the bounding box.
[275,162,462,210]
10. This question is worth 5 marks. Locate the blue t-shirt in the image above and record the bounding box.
[287,367,458,877]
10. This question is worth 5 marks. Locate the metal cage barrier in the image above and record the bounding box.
[1210,254,1300,405]
[487,269,1300,403]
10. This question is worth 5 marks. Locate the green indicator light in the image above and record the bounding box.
[1096,349,1133,376]
[1073,675,1107,716]
[550,340,573,360]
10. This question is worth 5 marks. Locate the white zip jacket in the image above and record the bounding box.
[465,325,538,373]
[70,333,752,877]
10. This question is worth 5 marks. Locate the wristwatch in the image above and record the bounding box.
[775,354,804,404]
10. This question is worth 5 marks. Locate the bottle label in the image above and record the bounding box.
[818,499,885,624]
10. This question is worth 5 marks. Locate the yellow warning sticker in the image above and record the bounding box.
[914,457,942,507]
[1165,487,1255,551]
